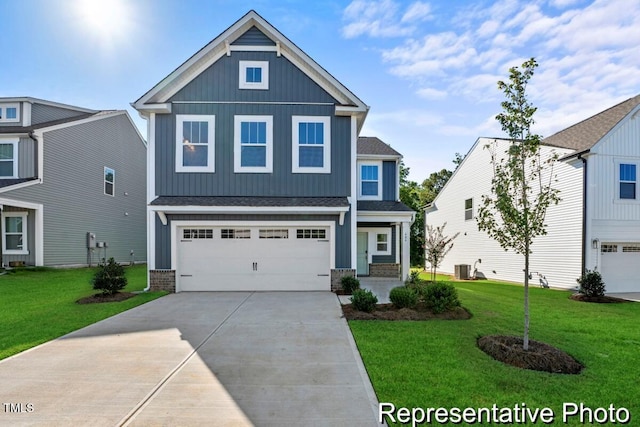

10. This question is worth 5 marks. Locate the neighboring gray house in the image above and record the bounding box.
[133,10,414,292]
[0,97,147,267]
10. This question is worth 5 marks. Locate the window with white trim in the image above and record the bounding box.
[234,115,273,173]
[376,233,388,252]
[239,61,269,90]
[0,139,18,178]
[0,103,19,123]
[2,211,28,255]
[464,198,473,221]
[176,115,215,173]
[104,167,115,196]
[358,162,382,199]
[619,163,636,200]
[292,116,331,173]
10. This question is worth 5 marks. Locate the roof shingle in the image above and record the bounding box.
[357,137,402,157]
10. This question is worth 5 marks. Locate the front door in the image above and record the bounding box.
[357,232,368,276]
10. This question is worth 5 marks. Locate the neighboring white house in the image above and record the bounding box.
[425,94,640,293]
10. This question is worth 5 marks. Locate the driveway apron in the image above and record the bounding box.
[0,292,379,426]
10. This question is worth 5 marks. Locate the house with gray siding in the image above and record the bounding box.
[0,97,147,267]
[133,10,414,292]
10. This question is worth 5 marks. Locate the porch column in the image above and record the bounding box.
[401,220,411,280]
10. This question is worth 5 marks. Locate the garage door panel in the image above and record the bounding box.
[600,243,640,293]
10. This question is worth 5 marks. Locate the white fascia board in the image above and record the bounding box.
[357,211,415,223]
[33,111,125,134]
[132,103,171,115]
[0,179,41,194]
[150,205,350,215]
[356,154,402,161]
[0,97,96,114]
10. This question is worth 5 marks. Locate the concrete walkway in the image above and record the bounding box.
[0,292,380,426]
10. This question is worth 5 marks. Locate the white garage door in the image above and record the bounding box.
[177,226,330,291]
[600,243,640,293]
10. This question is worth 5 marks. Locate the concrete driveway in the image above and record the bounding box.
[0,292,380,426]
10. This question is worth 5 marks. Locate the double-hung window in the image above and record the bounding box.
[0,103,19,123]
[176,115,215,173]
[619,163,636,200]
[2,212,28,255]
[292,116,331,173]
[234,115,273,173]
[104,167,115,196]
[464,198,473,220]
[239,61,269,90]
[359,162,381,199]
[0,139,18,178]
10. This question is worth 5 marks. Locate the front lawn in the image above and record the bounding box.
[350,276,640,426]
[0,265,165,360]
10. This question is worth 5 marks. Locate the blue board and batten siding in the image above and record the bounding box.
[231,26,275,46]
[382,161,396,201]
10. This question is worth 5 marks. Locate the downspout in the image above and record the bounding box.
[28,131,38,179]
[579,154,587,276]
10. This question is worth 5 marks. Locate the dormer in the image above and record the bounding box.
[356,137,402,201]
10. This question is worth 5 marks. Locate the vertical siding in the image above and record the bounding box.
[18,136,35,178]
[382,161,396,200]
[425,138,583,289]
[6,114,147,265]
[231,27,275,46]
[31,103,88,125]
[1,207,35,265]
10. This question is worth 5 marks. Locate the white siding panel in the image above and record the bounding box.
[426,138,583,289]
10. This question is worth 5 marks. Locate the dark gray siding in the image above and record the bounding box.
[155,212,351,269]
[31,103,87,125]
[371,225,396,264]
[170,52,336,104]
[1,206,35,265]
[382,161,396,201]
[155,104,351,197]
[232,27,275,46]
[18,136,36,178]
[5,114,147,265]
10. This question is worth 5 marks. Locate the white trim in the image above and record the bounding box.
[22,102,32,127]
[2,211,29,255]
[0,198,43,265]
[357,154,402,161]
[33,110,122,134]
[104,166,115,196]
[357,211,415,223]
[358,160,382,200]
[0,103,21,123]
[0,138,19,178]
[172,101,334,106]
[615,159,639,202]
[150,204,349,215]
[233,115,273,173]
[170,220,335,292]
[1,97,96,114]
[239,60,269,90]
[350,116,358,270]
[231,45,278,53]
[291,116,331,174]
[156,211,168,226]
[147,113,156,203]
[357,227,391,264]
[175,114,215,173]
[395,223,400,263]
[146,209,155,291]
[0,179,40,194]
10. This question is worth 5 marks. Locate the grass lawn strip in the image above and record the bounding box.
[349,274,639,426]
[0,265,166,360]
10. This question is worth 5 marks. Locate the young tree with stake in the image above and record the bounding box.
[476,58,560,351]
[424,223,459,282]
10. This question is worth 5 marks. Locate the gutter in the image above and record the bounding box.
[579,153,587,275]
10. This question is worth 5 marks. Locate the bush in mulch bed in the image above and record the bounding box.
[569,293,628,303]
[477,335,583,374]
[342,302,471,321]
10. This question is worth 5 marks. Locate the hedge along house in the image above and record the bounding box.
[0,97,147,267]
[425,94,640,294]
[133,10,414,292]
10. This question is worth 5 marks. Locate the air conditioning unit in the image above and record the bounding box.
[455,264,471,280]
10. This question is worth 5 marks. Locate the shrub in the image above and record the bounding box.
[350,289,378,313]
[92,257,127,295]
[389,286,418,308]
[341,275,361,294]
[423,282,460,313]
[576,270,606,297]
[404,270,425,286]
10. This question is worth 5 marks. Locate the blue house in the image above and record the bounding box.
[133,11,414,292]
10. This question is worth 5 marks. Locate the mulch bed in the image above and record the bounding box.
[477,335,583,374]
[76,292,136,304]
[570,293,629,303]
[342,302,471,321]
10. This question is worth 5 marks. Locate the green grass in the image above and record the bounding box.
[0,265,166,360]
[350,274,640,426]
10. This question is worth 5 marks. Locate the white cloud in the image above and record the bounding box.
[416,87,447,99]
[342,0,434,38]
[401,2,433,23]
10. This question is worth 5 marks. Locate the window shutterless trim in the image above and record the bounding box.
[239,61,269,90]
[175,115,216,173]
[292,116,331,174]
[2,211,29,255]
[357,161,382,200]
[0,103,20,123]
[0,139,19,178]
[104,166,115,196]
[234,115,273,173]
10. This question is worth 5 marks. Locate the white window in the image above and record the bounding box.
[176,115,215,173]
[234,115,273,173]
[0,103,20,123]
[2,211,28,255]
[104,167,115,196]
[239,61,269,90]
[376,233,389,252]
[221,229,251,239]
[464,198,473,221]
[259,229,289,239]
[358,161,382,200]
[297,229,326,239]
[619,163,636,200]
[183,229,213,239]
[292,116,331,173]
[0,139,18,178]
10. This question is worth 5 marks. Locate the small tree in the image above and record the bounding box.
[477,58,560,350]
[92,257,127,295]
[424,222,459,282]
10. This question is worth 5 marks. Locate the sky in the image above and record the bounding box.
[2,0,639,183]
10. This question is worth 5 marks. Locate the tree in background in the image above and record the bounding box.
[476,58,560,350]
[424,222,459,281]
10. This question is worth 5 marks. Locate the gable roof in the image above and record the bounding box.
[0,97,96,114]
[132,10,368,129]
[543,94,640,153]
[0,113,97,134]
[357,136,402,158]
